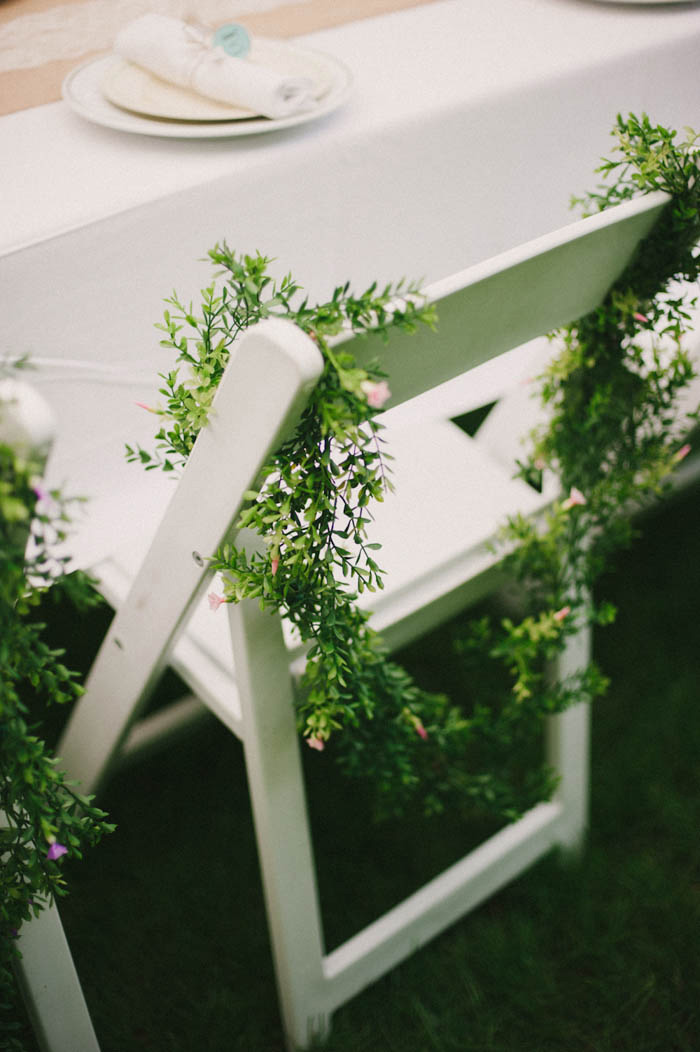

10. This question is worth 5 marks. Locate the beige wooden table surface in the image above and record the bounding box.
[0,0,437,114]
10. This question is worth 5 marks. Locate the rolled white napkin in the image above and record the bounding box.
[114,14,315,119]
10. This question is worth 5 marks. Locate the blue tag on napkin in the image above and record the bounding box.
[213,23,251,58]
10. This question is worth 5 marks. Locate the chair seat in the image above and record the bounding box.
[91,416,550,735]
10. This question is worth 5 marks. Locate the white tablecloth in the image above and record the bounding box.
[2,0,700,566]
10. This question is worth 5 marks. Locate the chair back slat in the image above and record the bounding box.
[348,190,669,407]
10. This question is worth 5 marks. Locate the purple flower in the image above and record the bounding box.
[47,842,68,861]
[32,483,50,503]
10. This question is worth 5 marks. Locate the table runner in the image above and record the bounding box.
[0,0,438,115]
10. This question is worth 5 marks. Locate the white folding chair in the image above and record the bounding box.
[55,189,669,1049]
[0,380,100,1052]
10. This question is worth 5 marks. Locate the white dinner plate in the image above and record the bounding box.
[62,43,352,138]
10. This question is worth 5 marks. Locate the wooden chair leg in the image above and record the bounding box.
[15,900,100,1052]
[547,623,592,857]
[229,598,329,1051]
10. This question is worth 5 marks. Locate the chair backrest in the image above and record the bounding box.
[136,190,670,595]
[155,190,670,607]
[345,189,669,407]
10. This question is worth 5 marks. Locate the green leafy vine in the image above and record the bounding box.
[1,374,114,1047]
[130,114,699,824]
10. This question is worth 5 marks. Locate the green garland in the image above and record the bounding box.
[129,114,699,823]
[0,378,113,1047]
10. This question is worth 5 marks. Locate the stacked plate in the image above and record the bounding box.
[62,36,352,139]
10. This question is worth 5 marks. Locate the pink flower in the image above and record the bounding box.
[306,736,325,752]
[562,486,586,510]
[404,709,429,740]
[47,842,68,861]
[633,312,649,324]
[207,592,226,612]
[135,401,158,414]
[553,605,571,623]
[270,557,279,576]
[414,720,429,741]
[361,380,391,409]
[674,443,691,463]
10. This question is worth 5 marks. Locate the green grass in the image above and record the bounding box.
[14,483,700,1051]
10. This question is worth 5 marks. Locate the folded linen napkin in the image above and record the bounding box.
[114,14,315,119]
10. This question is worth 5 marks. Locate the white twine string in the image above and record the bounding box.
[181,20,229,89]
[3,358,155,387]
